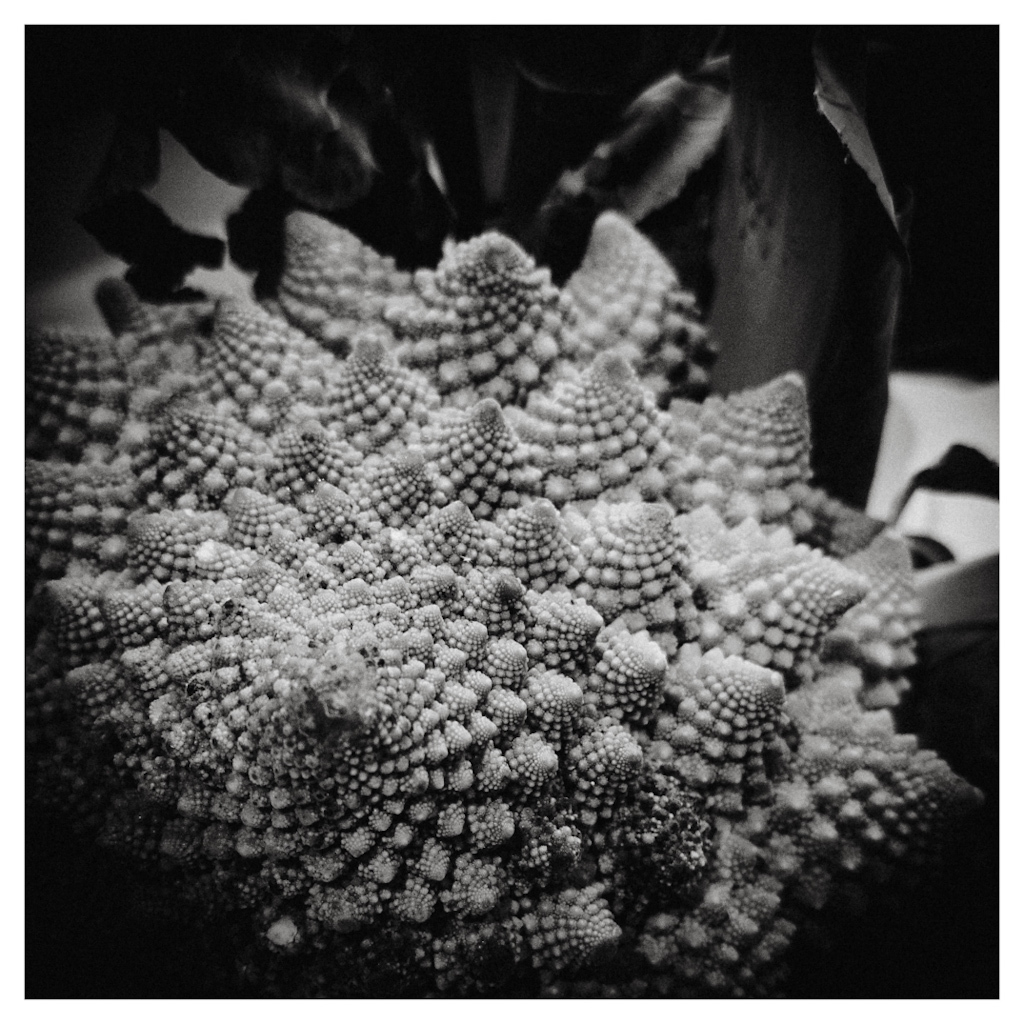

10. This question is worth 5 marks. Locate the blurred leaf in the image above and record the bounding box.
[469,47,519,208]
[595,69,731,223]
[903,622,998,796]
[708,28,906,508]
[221,29,458,283]
[813,32,903,238]
[157,28,376,212]
[915,553,998,630]
[77,110,228,299]
[79,191,224,301]
[890,443,999,523]
[519,60,730,283]
[904,534,955,570]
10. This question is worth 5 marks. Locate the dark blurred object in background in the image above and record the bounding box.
[26,25,453,294]
[26,25,998,382]
[864,26,999,380]
[707,27,907,509]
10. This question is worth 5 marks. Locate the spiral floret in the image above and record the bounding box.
[26,210,981,997]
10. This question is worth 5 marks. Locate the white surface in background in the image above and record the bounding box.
[148,130,254,301]
[26,132,254,332]
[867,371,999,561]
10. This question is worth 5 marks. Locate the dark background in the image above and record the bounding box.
[26,25,999,378]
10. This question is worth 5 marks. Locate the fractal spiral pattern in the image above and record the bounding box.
[26,208,981,997]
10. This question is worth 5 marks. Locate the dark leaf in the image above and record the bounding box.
[708,27,907,508]
[519,60,730,283]
[905,534,955,570]
[78,191,224,301]
[603,70,731,223]
[508,27,709,97]
[904,554,998,802]
[914,553,998,630]
[890,443,999,523]
[813,30,905,240]
[156,30,376,212]
[82,114,162,208]
[903,622,998,798]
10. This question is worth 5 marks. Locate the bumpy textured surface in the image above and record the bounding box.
[384,231,584,407]
[26,213,980,997]
[566,210,716,403]
[274,211,414,352]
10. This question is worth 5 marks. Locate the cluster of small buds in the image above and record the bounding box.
[387,233,583,405]
[430,399,535,516]
[322,333,437,451]
[26,329,129,462]
[275,211,414,352]
[512,351,675,506]
[566,210,715,402]
[26,458,134,580]
[657,646,787,814]
[680,507,869,683]
[132,400,269,510]
[197,299,331,429]
[821,533,922,708]
[574,501,693,631]
[586,630,668,726]
[26,210,981,998]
